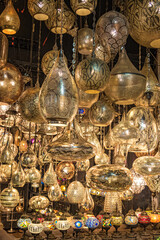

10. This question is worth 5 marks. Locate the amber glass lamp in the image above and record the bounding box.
[70,0,97,16]
[0,0,20,35]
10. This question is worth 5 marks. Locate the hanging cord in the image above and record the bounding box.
[72,22,77,77]
[139,44,141,71]
[35,21,41,88]
[60,0,64,54]
[29,18,35,87]
[92,0,96,58]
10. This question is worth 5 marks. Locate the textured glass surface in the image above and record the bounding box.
[85,217,99,229]
[95,41,111,63]
[12,161,25,187]
[75,57,110,94]
[76,159,90,171]
[43,162,57,185]
[138,212,150,224]
[144,175,160,193]
[67,181,85,204]
[29,196,49,210]
[104,48,146,105]
[17,215,32,230]
[28,223,43,234]
[1,141,15,164]
[128,107,158,153]
[0,0,20,35]
[78,89,99,108]
[70,0,97,16]
[55,219,70,230]
[79,187,94,212]
[133,156,160,176]
[125,0,160,48]
[56,162,75,180]
[130,168,146,194]
[104,192,122,213]
[0,184,19,208]
[120,189,133,201]
[39,52,78,126]
[78,27,95,55]
[21,149,37,168]
[96,11,129,56]
[125,215,138,226]
[86,164,133,192]
[111,216,123,226]
[95,152,110,165]
[150,213,160,223]
[28,167,41,184]
[48,183,62,201]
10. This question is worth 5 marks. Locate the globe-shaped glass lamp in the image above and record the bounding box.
[55,216,70,231]
[85,216,99,230]
[125,209,138,231]
[150,212,160,224]
[138,211,150,231]
[28,220,43,235]
[17,214,32,230]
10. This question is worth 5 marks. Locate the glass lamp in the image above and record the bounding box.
[43,217,55,240]
[120,189,133,201]
[28,0,55,21]
[85,216,99,230]
[0,0,20,35]
[0,32,8,69]
[21,149,37,168]
[43,162,57,186]
[0,183,19,209]
[28,220,43,239]
[67,181,85,204]
[76,159,90,171]
[12,161,26,187]
[125,209,138,233]
[56,162,75,180]
[150,211,160,225]
[135,208,142,218]
[70,0,97,16]
[130,168,146,194]
[71,213,84,238]
[110,209,124,234]
[102,213,112,236]
[78,89,99,109]
[17,214,32,239]
[95,152,110,165]
[138,211,150,231]
[55,215,70,238]
[29,196,50,210]
[79,187,94,212]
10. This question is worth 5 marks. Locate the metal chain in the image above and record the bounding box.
[72,25,77,77]
[36,21,41,88]
[60,0,64,53]
[92,0,96,57]
[139,44,141,71]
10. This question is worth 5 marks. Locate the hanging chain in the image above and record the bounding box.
[72,24,77,77]
[92,0,96,57]
[60,0,64,53]
[139,44,141,71]
[36,21,41,88]
[29,18,35,87]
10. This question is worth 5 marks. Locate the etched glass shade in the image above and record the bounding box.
[78,26,96,55]
[125,210,138,226]
[0,32,8,69]
[18,87,45,124]
[78,89,99,108]
[133,156,160,176]
[0,0,20,35]
[95,41,111,63]
[79,187,94,212]
[48,183,62,201]
[136,57,159,107]
[130,168,146,194]
[96,11,129,56]
[21,149,37,168]
[95,152,110,165]
[70,0,97,16]
[128,107,158,153]
[104,192,122,213]
[45,0,75,34]
[86,164,133,192]
[104,48,146,105]
[75,57,110,94]
[28,222,43,234]
[0,184,19,208]
[67,181,85,204]
[43,162,57,186]
[12,161,26,187]
[28,167,41,185]
[76,159,90,171]
[89,96,115,127]
[39,51,78,127]
[125,0,160,48]
[1,140,15,164]
[144,175,160,193]
[0,63,23,104]
[28,0,55,21]
[56,162,75,180]
[29,195,49,210]
[0,161,17,179]
[41,44,68,76]
[47,122,95,161]
[120,189,133,201]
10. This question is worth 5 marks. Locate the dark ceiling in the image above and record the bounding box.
[0,0,158,86]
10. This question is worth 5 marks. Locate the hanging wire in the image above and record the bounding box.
[92,0,96,57]
[139,44,141,71]
[60,0,64,53]
[35,21,42,88]
[29,18,35,87]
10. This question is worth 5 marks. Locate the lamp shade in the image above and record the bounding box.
[17,214,32,230]
[70,0,97,16]
[0,184,19,209]
[0,32,8,69]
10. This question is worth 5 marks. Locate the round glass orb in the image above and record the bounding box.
[28,167,41,184]
[85,216,99,229]
[28,222,43,234]
[111,212,124,227]
[96,11,129,56]
[120,189,133,201]
[28,0,55,21]
[150,212,160,224]
[89,97,115,127]
[95,152,110,165]
[86,164,133,192]
[0,63,22,104]
[95,41,111,63]
[78,26,97,55]
[102,213,112,229]
[133,156,160,176]
[144,175,160,193]
[125,209,138,226]
[48,184,62,201]
[0,161,17,179]
[70,0,97,16]
[17,214,32,230]
[0,0,20,35]
[19,140,28,152]
[125,0,160,48]
[76,159,90,171]
[18,87,45,124]
[138,211,150,225]
[29,196,50,210]
[75,57,110,94]
[105,48,146,105]
[67,181,85,204]
[127,106,158,153]
[78,89,99,109]
[39,52,78,126]
[56,162,75,180]
[0,184,19,208]
[21,149,37,168]
[41,44,68,76]
[55,216,70,231]
[0,32,8,69]
[130,168,146,194]
[45,0,75,34]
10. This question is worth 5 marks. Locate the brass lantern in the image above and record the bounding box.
[75,57,110,94]
[45,0,75,34]
[70,0,97,16]
[0,63,23,104]
[105,48,146,105]
[28,0,55,21]
[0,0,20,35]
[125,0,160,48]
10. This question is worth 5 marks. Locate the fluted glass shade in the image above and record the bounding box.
[70,0,97,16]
[104,191,122,213]
[19,87,45,124]
[75,57,110,94]
[67,181,85,204]
[45,0,75,34]
[0,0,20,35]
[105,48,146,105]
[28,0,55,21]
[125,0,160,48]
[0,32,8,69]
[96,11,129,57]
[0,63,23,104]
[39,51,78,126]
